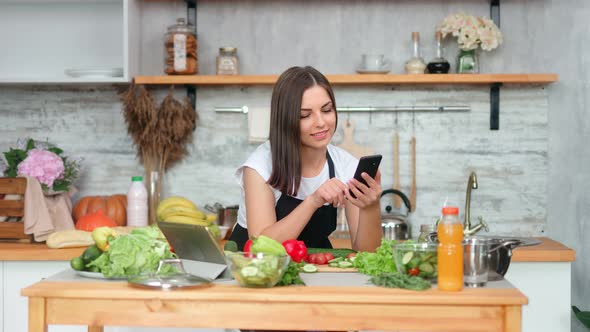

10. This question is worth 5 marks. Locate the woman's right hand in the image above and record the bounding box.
[310,178,348,209]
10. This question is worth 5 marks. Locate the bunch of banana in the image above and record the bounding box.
[156,196,216,226]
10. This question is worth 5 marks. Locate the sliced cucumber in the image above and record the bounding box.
[240,266,259,277]
[338,261,353,268]
[418,262,434,274]
[401,251,414,265]
[328,262,339,267]
[302,264,318,273]
[328,257,344,264]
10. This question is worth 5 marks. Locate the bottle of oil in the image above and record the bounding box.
[437,206,463,291]
[427,31,450,74]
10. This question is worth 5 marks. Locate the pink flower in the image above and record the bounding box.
[17,149,65,188]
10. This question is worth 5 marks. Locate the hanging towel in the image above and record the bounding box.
[23,176,75,242]
[247,107,271,144]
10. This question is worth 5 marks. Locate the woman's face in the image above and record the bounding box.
[299,85,336,150]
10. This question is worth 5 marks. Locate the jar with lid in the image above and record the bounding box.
[216,47,239,75]
[417,224,436,243]
[164,18,198,75]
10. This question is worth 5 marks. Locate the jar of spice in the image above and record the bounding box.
[216,47,239,75]
[164,18,198,75]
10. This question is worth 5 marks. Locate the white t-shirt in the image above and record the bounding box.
[235,141,358,228]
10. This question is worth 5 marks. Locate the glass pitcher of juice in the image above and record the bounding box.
[437,206,463,291]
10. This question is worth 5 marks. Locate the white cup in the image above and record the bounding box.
[361,54,391,71]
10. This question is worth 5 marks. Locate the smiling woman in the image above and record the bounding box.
[228,66,383,253]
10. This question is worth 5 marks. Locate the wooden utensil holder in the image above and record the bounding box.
[0,177,31,241]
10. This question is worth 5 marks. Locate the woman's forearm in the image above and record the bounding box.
[256,197,320,243]
[351,204,382,252]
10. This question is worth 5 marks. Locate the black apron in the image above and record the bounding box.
[229,152,338,250]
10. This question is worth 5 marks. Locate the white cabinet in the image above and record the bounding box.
[1,261,231,332]
[505,261,571,332]
[0,0,140,83]
[3,261,83,332]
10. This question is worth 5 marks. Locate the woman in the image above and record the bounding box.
[229,66,382,252]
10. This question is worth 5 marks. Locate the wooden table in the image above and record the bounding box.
[22,275,527,332]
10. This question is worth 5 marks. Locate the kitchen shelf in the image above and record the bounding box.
[134,73,558,86]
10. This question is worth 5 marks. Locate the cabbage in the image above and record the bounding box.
[88,225,176,278]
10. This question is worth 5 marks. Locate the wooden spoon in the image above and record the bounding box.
[393,131,401,209]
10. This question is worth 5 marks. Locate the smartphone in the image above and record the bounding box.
[349,154,382,198]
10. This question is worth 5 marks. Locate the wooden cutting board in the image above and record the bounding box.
[316,265,358,273]
[337,119,374,158]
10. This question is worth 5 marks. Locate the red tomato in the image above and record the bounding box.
[323,253,335,262]
[315,254,327,265]
[408,267,420,276]
[307,253,317,264]
[346,253,357,259]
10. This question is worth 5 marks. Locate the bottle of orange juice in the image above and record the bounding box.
[437,206,463,291]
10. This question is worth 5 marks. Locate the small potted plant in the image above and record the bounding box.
[437,13,503,73]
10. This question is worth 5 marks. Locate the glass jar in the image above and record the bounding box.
[164,18,198,75]
[404,32,426,74]
[418,224,436,243]
[456,49,479,74]
[216,47,239,75]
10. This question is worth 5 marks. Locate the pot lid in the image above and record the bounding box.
[128,273,212,290]
[127,258,212,290]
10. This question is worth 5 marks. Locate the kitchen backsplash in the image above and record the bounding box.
[0,84,548,238]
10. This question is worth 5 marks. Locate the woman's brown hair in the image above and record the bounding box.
[267,66,337,196]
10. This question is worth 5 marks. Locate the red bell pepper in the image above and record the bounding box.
[243,239,253,252]
[282,239,308,263]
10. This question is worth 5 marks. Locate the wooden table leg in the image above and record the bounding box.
[88,327,104,332]
[28,297,47,332]
[504,305,522,332]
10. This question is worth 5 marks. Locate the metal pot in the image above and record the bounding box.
[425,233,540,280]
[380,189,412,240]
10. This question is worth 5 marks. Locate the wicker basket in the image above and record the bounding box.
[0,177,31,241]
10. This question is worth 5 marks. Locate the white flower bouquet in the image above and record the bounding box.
[438,13,503,51]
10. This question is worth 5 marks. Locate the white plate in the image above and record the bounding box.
[64,68,124,78]
[356,68,391,74]
[75,270,127,280]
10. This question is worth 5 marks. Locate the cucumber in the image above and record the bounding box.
[328,257,344,264]
[240,266,259,277]
[338,261,353,268]
[328,262,339,267]
[302,264,318,273]
[307,248,356,258]
[418,262,434,274]
[401,251,414,265]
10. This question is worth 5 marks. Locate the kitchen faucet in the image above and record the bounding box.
[464,171,489,236]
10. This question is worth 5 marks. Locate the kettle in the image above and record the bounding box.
[380,189,412,240]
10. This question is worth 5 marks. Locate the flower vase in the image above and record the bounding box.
[148,171,161,225]
[456,49,479,74]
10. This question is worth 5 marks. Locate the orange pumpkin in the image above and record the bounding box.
[75,209,118,231]
[72,195,127,226]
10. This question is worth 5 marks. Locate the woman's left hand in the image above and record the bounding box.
[345,169,382,209]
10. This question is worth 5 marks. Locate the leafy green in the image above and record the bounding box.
[276,261,305,286]
[87,225,176,278]
[369,272,431,291]
[352,239,398,276]
[573,306,590,330]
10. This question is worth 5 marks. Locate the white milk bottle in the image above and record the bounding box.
[127,176,148,227]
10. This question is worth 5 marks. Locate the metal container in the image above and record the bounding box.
[425,233,540,280]
[463,237,490,287]
[380,189,412,240]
